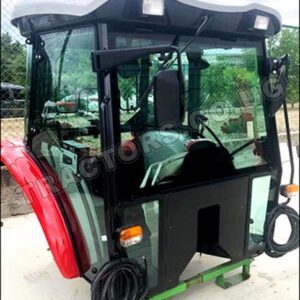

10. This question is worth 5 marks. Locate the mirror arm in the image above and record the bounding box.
[266,54,290,117]
[268,54,290,76]
[269,54,294,193]
[282,91,295,188]
[92,45,178,73]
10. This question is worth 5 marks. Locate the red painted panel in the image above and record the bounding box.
[1,139,89,279]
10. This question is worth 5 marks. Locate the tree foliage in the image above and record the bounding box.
[267,27,299,108]
[1,32,26,86]
[201,49,260,108]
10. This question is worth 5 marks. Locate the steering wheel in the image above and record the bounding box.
[140,138,217,187]
[192,113,225,149]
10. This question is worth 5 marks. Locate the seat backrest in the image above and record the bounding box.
[138,69,187,169]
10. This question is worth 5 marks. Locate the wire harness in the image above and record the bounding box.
[264,203,299,257]
[91,258,148,300]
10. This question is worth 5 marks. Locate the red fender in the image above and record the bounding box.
[1,139,90,278]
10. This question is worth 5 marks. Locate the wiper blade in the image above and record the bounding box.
[165,15,210,69]
[230,139,256,157]
[138,15,210,107]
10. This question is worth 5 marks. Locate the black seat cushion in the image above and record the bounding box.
[178,146,236,183]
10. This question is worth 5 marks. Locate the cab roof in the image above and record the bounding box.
[11,0,282,38]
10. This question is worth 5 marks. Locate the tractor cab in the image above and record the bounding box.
[2,0,298,299]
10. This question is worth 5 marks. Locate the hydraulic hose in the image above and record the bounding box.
[264,203,299,258]
[91,258,148,300]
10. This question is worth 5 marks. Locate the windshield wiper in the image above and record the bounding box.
[230,139,256,157]
[138,15,210,107]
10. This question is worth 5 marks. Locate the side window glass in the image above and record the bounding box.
[35,27,100,154]
[31,27,109,275]
[248,176,271,248]
[122,201,160,288]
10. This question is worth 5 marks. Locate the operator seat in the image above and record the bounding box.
[137,70,189,169]
[137,69,236,186]
[118,70,189,195]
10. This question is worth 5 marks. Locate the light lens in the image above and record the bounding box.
[142,0,164,16]
[280,184,299,198]
[254,15,270,30]
[119,225,143,247]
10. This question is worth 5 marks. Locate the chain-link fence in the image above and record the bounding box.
[0,1,299,142]
[1,0,26,140]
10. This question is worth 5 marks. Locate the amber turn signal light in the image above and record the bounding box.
[280,184,299,198]
[119,225,143,248]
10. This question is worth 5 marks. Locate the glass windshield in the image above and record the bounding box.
[112,33,268,196]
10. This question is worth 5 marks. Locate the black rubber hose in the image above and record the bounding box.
[91,258,148,300]
[264,204,299,258]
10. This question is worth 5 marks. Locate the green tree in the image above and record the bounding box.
[267,27,299,108]
[1,32,26,86]
[201,63,259,108]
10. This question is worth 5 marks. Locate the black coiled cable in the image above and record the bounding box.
[264,203,299,258]
[91,258,148,300]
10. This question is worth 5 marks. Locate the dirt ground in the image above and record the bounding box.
[1,117,24,140]
[276,106,299,133]
[1,167,33,218]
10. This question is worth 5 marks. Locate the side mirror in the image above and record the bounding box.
[266,54,290,117]
[154,70,185,126]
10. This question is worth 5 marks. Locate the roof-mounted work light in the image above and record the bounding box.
[142,0,165,16]
[254,15,270,30]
